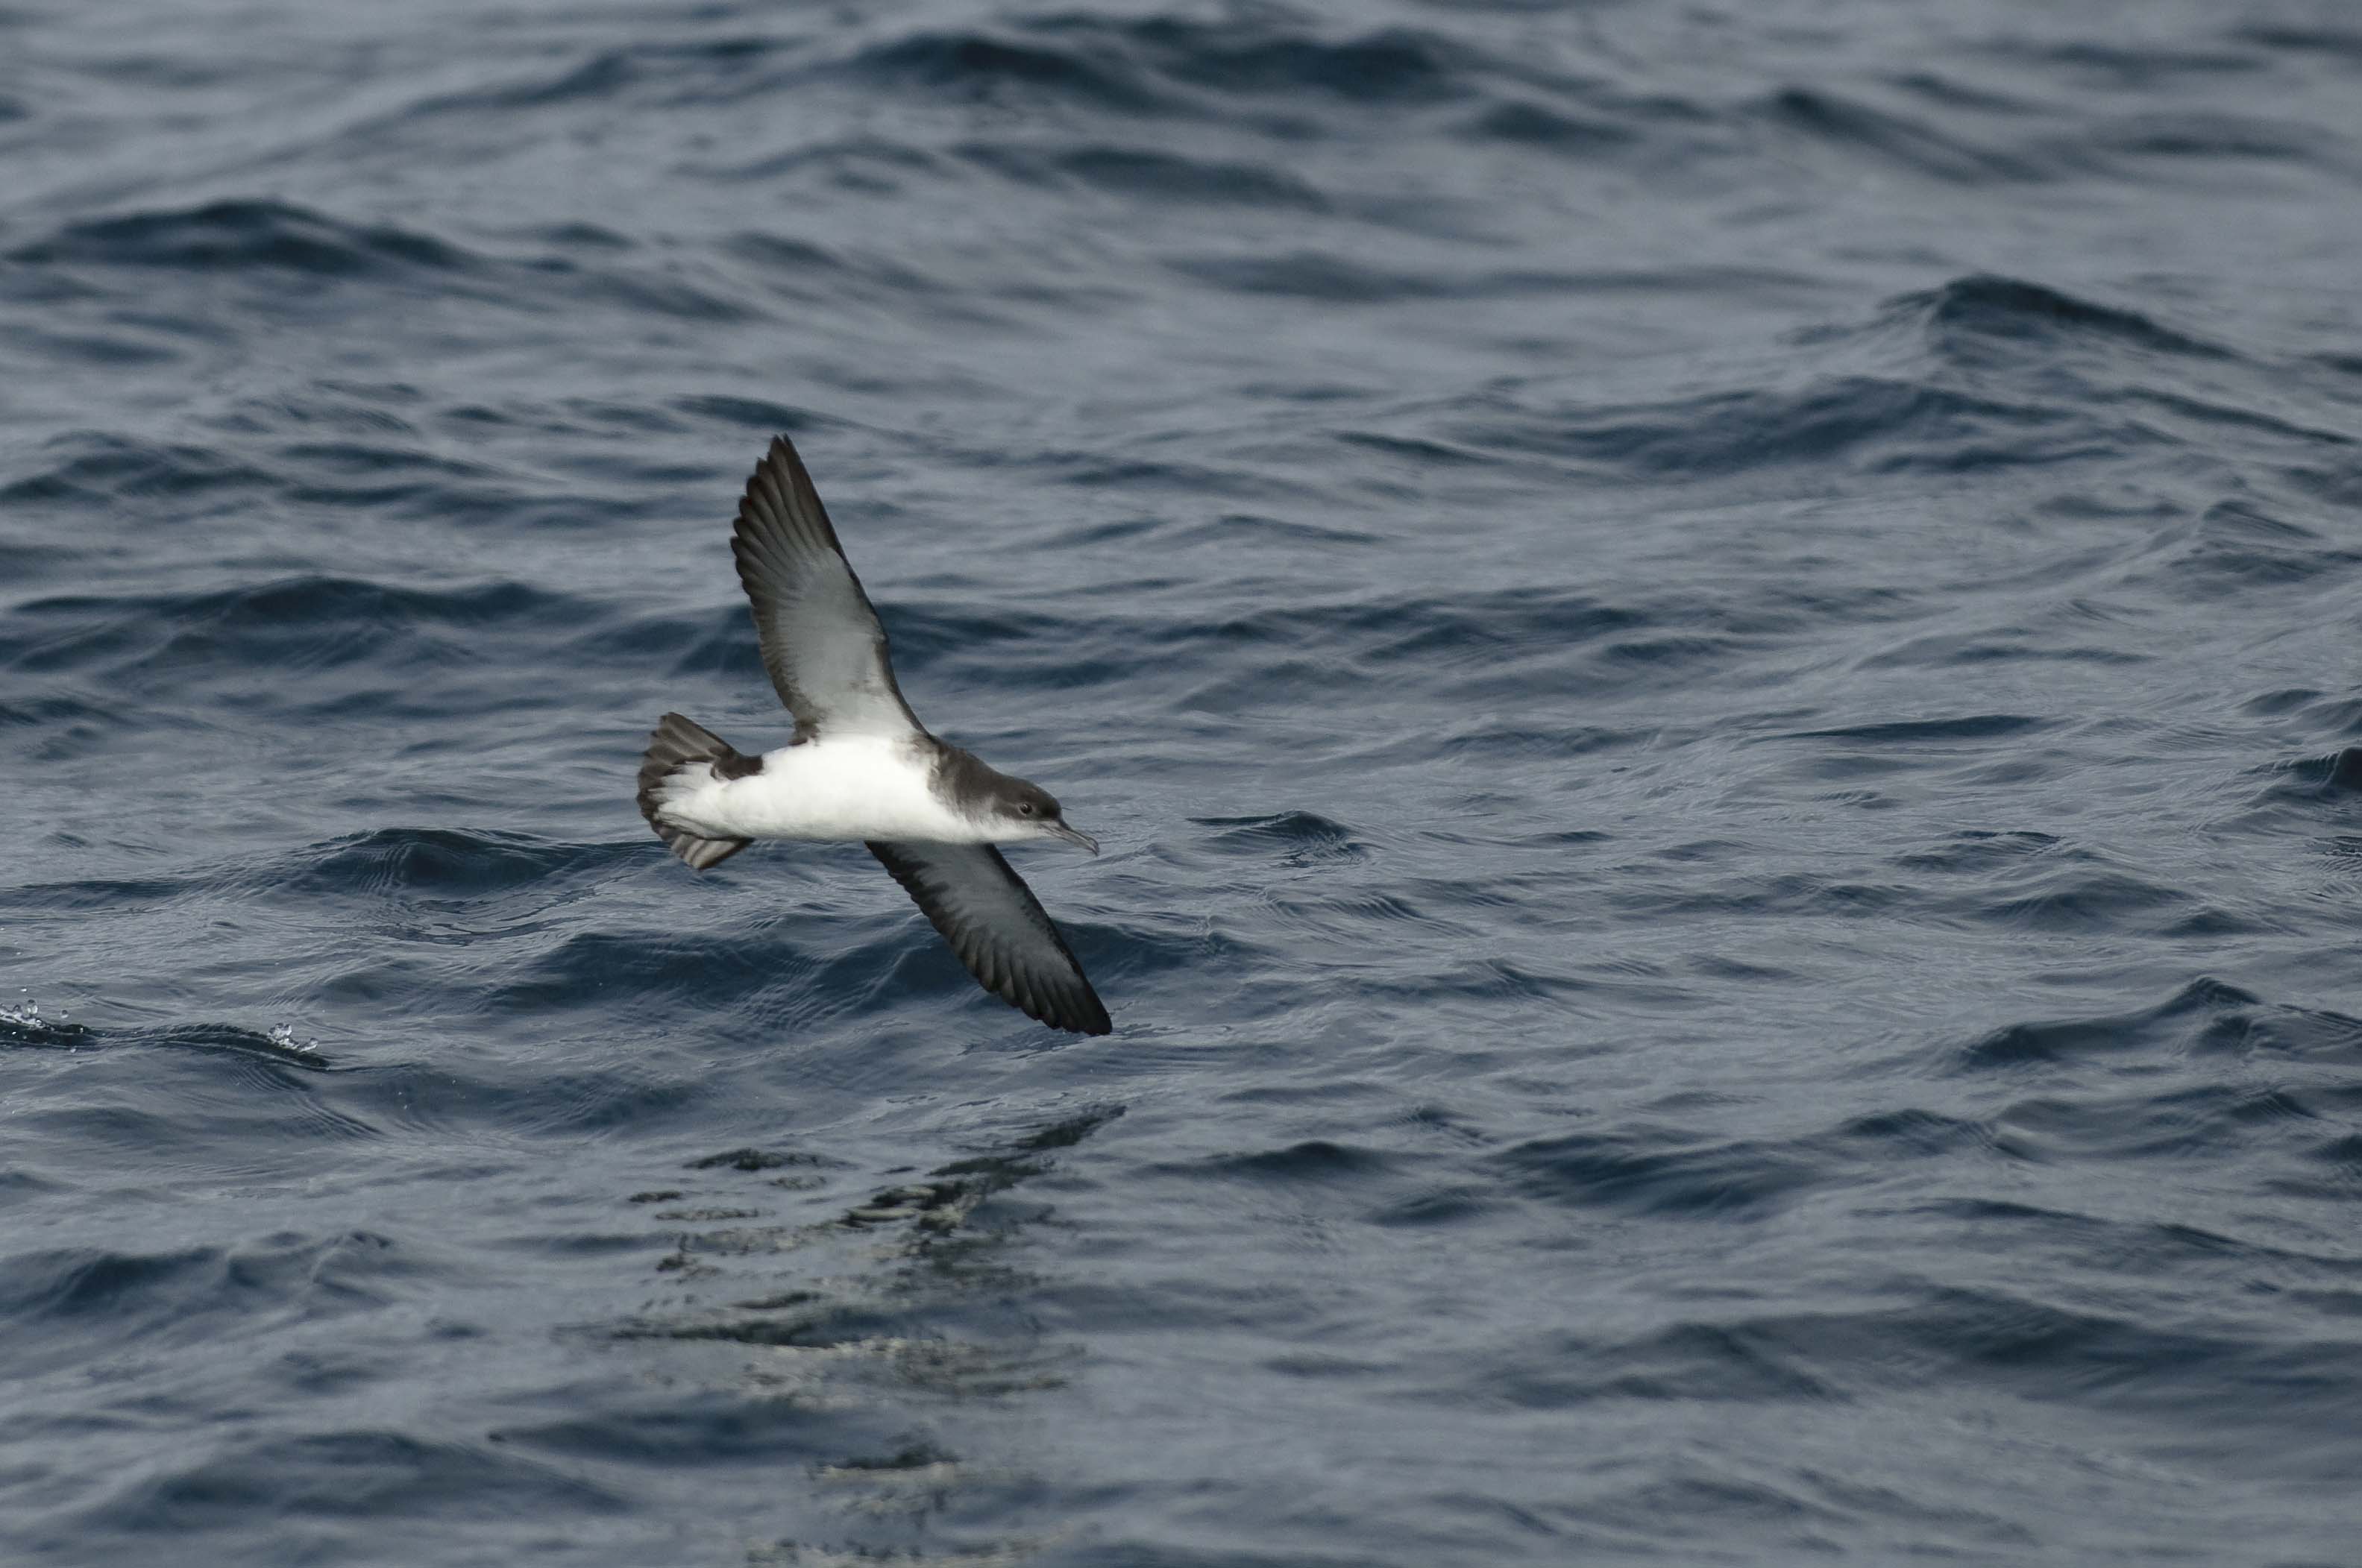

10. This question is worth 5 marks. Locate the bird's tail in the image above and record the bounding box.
[638,712,754,871]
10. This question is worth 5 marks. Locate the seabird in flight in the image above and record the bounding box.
[637,435,1112,1035]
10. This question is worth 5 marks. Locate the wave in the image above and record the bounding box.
[1,1007,331,1070]
[1758,86,2052,184]
[1951,976,2362,1071]
[8,199,477,278]
[8,0,2362,1561]
[847,28,1172,113]
[846,19,1480,115]
[0,574,587,693]
[1892,274,2233,362]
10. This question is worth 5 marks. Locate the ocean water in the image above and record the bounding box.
[5,0,2362,1562]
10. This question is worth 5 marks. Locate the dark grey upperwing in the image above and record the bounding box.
[732,435,923,739]
[867,841,1112,1036]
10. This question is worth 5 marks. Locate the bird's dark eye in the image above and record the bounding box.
[1018,802,1034,816]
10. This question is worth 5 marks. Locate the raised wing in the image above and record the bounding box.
[731,435,923,738]
[867,840,1111,1035]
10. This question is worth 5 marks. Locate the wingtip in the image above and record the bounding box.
[1008,979,1113,1037]
[1049,991,1114,1036]
[733,432,837,557]
[754,432,806,491]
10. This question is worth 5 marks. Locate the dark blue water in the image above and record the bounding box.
[7,1,2362,1562]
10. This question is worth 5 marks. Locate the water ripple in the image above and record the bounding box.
[8,0,2362,1561]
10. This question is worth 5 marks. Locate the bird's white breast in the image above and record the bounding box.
[659,734,989,844]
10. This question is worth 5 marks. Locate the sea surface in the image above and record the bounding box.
[5,1,2362,1563]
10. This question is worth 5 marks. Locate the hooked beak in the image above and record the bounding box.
[1047,821,1099,855]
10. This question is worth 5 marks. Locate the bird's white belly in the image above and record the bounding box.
[664,734,985,843]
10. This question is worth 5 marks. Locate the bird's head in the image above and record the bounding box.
[990,776,1098,854]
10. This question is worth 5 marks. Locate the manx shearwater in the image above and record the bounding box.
[637,435,1112,1035]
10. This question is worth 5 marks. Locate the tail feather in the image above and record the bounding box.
[638,713,753,871]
